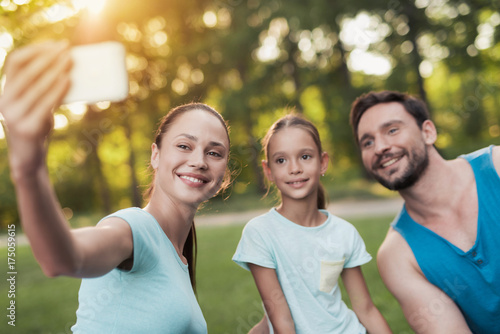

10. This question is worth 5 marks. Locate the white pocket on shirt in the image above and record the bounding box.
[319,258,345,293]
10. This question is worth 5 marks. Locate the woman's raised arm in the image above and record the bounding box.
[1,42,133,278]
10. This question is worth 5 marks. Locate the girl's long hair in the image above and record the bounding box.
[143,103,231,293]
[261,113,327,209]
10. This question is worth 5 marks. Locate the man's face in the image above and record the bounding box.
[356,102,430,191]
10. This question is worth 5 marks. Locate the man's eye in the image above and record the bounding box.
[388,128,398,134]
[362,140,373,148]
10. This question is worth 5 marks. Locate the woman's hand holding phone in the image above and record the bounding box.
[0,40,128,179]
[0,41,72,178]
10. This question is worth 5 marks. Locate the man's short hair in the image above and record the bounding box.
[350,90,430,145]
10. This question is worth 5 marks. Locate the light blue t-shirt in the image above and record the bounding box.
[233,208,372,334]
[71,208,207,334]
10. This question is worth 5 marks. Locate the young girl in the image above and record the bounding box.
[0,42,231,333]
[233,114,391,333]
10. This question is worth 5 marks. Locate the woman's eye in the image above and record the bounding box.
[177,144,190,150]
[208,151,222,158]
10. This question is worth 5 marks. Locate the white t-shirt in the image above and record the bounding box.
[233,208,371,334]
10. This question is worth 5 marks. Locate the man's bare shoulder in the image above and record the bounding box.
[377,227,418,274]
[492,146,500,174]
[378,228,408,259]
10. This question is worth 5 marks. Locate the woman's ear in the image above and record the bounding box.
[151,143,160,169]
[262,160,274,182]
[320,151,330,176]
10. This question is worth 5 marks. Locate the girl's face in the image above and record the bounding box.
[151,109,229,206]
[263,127,328,203]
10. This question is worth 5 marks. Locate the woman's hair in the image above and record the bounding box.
[143,102,231,292]
[261,113,327,210]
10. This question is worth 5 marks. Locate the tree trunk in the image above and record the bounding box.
[287,41,304,113]
[403,3,430,113]
[85,106,112,213]
[245,121,267,194]
[124,116,142,207]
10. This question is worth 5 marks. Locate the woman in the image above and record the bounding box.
[0,41,231,333]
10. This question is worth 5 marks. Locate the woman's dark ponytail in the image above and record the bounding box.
[183,222,197,294]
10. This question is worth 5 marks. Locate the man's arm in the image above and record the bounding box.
[377,229,472,334]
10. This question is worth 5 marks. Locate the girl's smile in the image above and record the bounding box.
[285,178,310,188]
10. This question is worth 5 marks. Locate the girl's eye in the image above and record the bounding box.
[276,158,285,164]
[301,154,311,160]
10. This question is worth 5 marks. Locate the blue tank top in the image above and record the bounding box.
[392,146,500,333]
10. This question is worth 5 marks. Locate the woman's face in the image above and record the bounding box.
[151,109,230,206]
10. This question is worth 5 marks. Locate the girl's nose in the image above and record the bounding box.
[289,160,302,175]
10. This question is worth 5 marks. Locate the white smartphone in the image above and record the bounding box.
[63,41,129,105]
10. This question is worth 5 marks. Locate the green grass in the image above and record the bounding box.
[1,246,80,334]
[0,216,412,334]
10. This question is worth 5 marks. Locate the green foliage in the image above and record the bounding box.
[0,155,17,228]
[1,0,499,223]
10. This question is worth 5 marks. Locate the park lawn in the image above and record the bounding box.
[1,215,412,334]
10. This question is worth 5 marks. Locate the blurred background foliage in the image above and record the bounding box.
[0,0,499,228]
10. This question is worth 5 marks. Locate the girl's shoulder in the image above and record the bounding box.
[322,210,361,233]
[321,209,350,225]
[242,208,284,235]
[245,209,276,227]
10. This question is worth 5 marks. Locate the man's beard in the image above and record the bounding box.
[371,147,429,191]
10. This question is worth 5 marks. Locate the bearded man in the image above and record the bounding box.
[350,90,500,334]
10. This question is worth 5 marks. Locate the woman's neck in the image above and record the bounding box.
[143,193,197,259]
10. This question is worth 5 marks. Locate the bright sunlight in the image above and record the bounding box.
[71,0,107,15]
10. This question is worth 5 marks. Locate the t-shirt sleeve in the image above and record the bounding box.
[343,223,372,268]
[232,220,276,271]
[100,208,160,274]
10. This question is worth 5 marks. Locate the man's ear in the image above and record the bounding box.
[422,120,437,145]
[262,160,274,182]
[151,143,160,169]
[320,151,330,176]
